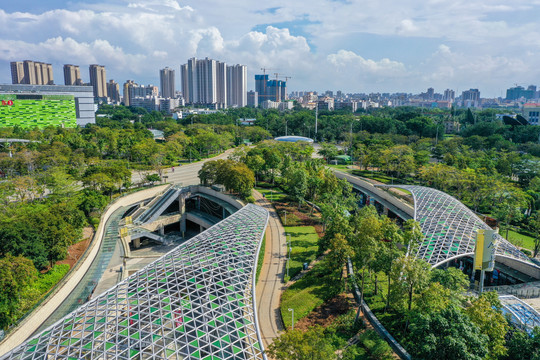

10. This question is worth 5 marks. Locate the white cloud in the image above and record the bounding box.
[327,50,406,75]
[396,19,418,35]
[1,1,540,95]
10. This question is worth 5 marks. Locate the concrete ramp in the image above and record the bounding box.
[135,186,185,225]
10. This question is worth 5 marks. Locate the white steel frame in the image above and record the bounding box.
[2,204,269,360]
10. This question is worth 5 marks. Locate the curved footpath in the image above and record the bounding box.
[254,191,287,350]
[0,150,235,357]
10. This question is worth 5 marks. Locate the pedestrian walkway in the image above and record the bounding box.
[254,190,288,350]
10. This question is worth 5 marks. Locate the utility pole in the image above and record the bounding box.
[315,106,318,141]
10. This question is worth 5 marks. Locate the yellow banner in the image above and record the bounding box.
[474,229,484,270]
[125,216,132,225]
[120,227,128,238]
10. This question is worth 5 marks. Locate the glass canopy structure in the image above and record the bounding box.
[380,185,532,268]
[2,204,269,360]
[500,295,540,334]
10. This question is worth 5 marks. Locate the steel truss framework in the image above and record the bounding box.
[2,204,269,360]
[500,295,540,334]
[380,185,532,268]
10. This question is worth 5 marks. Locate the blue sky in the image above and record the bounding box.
[2,0,540,97]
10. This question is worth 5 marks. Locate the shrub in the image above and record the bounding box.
[521,249,532,257]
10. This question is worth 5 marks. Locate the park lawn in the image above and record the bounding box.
[327,164,351,172]
[505,229,536,252]
[280,263,338,329]
[283,226,320,280]
[254,187,287,202]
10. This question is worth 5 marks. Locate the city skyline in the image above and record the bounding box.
[2,1,540,97]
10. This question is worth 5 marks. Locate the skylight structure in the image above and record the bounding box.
[380,185,532,268]
[2,204,269,360]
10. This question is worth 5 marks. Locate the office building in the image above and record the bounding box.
[506,86,536,101]
[107,80,120,103]
[11,60,54,85]
[160,67,175,99]
[227,64,247,107]
[523,103,540,125]
[0,84,95,127]
[89,64,107,98]
[63,64,83,86]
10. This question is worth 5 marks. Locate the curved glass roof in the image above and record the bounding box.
[1,203,268,360]
[274,136,314,143]
[500,295,540,334]
[381,185,532,268]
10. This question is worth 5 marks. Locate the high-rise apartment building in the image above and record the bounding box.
[255,75,286,103]
[181,57,235,108]
[160,67,175,99]
[123,80,158,106]
[462,88,480,102]
[107,80,120,103]
[11,60,54,85]
[266,80,287,102]
[255,75,268,104]
[10,62,24,84]
[123,80,135,106]
[89,64,107,98]
[63,64,83,85]
[227,64,247,107]
[443,89,455,102]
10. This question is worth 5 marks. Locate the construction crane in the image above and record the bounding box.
[273,73,282,101]
[260,67,277,75]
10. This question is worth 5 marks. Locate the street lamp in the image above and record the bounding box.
[288,308,294,330]
[283,210,287,225]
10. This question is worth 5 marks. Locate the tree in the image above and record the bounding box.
[266,326,337,360]
[318,143,339,164]
[402,219,424,256]
[327,233,354,282]
[430,267,469,300]
[0,254,37,329]
[503,328,540,360]
[529,211,540,257]
[492,187,527,239]
[465,293,509,360]
[390,256,431,312]
[406,305,488,360]
[223,162,255,199]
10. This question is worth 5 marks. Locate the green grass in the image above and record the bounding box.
[283,226,320,280]
[255,187,287,202]
[327,164,351,171]
[33,264,71,295]
[502,228,536,252]
[280,263,340,329]
[256,235,266,284]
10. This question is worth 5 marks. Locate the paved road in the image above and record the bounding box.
[131,149,235,186]
[254,191,287,350]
